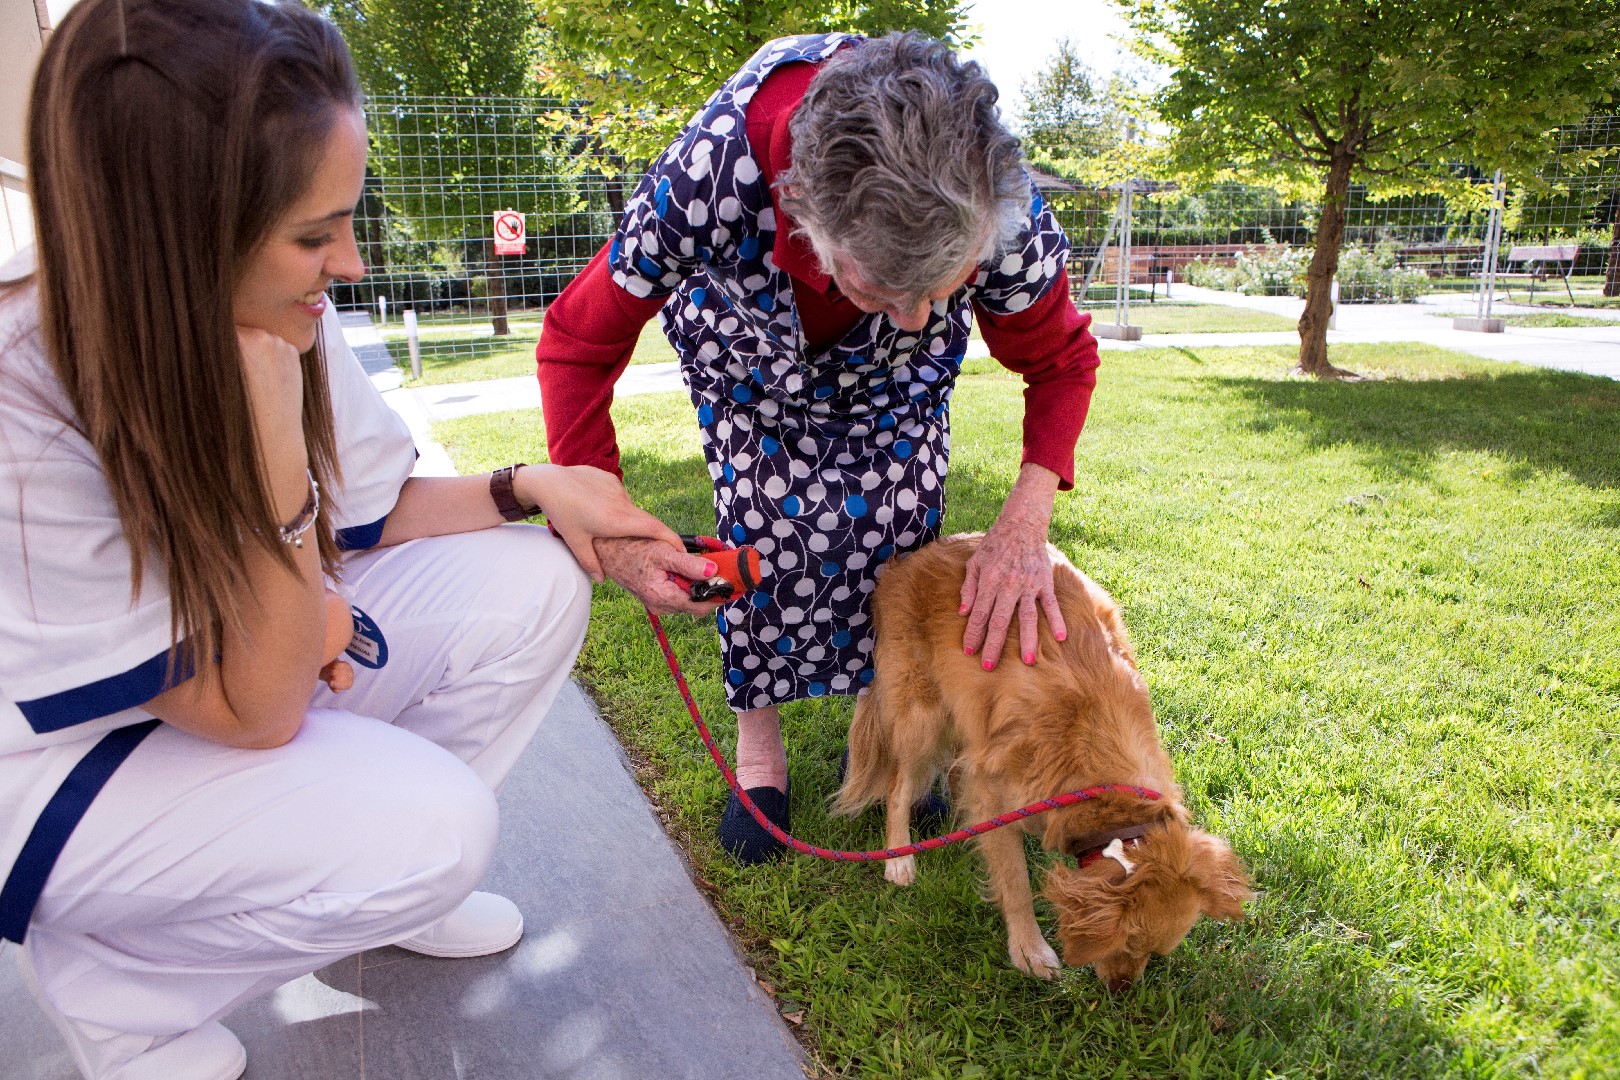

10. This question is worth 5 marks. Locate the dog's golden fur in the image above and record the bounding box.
[834,533,1250,986]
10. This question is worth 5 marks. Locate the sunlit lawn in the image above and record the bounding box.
[379,312,677,386]
[437,342,1618,1078]
[1431,312,1620,329]
[377,300,1304,386]
[1079,300,1299,334]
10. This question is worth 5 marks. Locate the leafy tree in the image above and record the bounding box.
[1017,43,1159,186]
[327,0,565,334]
[536,0,971,164]
[327,0,544,97]
[1121,0,1620,376]
[1018,39,1114,165]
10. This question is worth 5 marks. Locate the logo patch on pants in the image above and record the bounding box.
[345,605,388,669]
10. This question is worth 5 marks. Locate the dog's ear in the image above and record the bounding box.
[1184,830,1252,921]
[1041,865,1129,966]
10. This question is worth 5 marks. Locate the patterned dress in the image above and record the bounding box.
[608,34,1073,710]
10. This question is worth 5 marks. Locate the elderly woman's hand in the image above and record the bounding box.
[960,464,1067,669]
[594,536,726,617]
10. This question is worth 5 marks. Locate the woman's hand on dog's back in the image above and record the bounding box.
[960,463,1068,669]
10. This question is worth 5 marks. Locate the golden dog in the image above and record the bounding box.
[834,533,1250,987]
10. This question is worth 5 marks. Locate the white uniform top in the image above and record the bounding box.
[0,245,416,939]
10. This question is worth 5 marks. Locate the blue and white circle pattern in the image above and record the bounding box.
[609,34,1072,709]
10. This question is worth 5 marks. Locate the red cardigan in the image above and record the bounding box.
[535,61,1100,489]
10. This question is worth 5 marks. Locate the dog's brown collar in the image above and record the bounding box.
[1070,823,1154,866]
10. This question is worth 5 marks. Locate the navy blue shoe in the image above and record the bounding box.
[912,791,951,836]
[719,784,790,864]
[840,748,951,834]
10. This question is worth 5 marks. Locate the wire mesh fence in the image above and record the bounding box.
[339,96,634,384]
[348,98,1620,382]
[1048,115,1619,323]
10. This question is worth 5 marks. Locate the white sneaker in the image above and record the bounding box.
[394,891,523,958]
[17,947,246,1080]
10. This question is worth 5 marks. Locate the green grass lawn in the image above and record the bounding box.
[1432,312,1619,329]
[380,313,678,386]
[1079,301,1299,335]
[439,343,1620,1078]
[382,301,1301,388]
[1527,295,1620,311]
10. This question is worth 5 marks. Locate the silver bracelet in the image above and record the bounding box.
[278,469,320,548]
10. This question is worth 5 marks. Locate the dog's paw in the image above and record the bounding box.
[1008,936,1063,979]
[884,855,916,886]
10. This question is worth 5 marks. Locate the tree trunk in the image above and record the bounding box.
[1605,216,1620,298]
[486,240,510,337]
[359,173,385,278]
[1298,149,1359,379]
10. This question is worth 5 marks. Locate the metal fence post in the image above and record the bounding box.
[1482,170,1505,318]
[1116,177,1133,329]
[404,307,421,380]
[1455,170,1506,332]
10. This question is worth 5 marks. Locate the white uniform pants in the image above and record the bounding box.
[16,525,590,1077]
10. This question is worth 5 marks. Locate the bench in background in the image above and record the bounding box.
[1493,244,1578,304]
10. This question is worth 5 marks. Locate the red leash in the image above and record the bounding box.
[645,608,1161,861]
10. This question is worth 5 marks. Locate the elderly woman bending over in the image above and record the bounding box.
[535,31,1100,863]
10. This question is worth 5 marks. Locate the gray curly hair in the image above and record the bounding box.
[778,32,1030,303]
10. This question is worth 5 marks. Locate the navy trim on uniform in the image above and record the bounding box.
[15,647,192,734]
[337,514,388,551]
[0,720,161,944]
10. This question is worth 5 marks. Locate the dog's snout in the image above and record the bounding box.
[1104,973,1136,994]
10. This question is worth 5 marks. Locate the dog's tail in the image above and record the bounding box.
[830,689,897,817]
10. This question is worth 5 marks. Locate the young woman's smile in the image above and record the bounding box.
[232,107,368,351]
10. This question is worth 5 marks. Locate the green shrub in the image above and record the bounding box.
[1177,256,1230,289]
[1180,240,1307,296]
[1183,239,1432,302]
[1233,241,1310,296]
[1335,241,1431,302]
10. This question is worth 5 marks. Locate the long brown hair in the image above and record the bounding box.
[27,0,360,668]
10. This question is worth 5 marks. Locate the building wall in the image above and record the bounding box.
[2,163,31,260]
[0,0,49,261]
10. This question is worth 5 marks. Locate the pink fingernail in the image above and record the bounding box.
[1056,630,1067,642]
[704,561,717,576]
[964,645,975,656]
[958,604,969,615]
[982,659,995,671]
[1023,651,1035,665]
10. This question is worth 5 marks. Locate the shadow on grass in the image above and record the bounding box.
[617,446,716,531]
[1218,365,1620,492]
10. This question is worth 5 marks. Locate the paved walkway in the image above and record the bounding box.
[373,288,1619,432]
[1134,285,1620,380]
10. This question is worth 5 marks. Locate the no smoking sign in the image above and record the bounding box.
[493,209,526,255]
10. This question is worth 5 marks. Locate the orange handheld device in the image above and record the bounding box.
[677,535,762,603]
